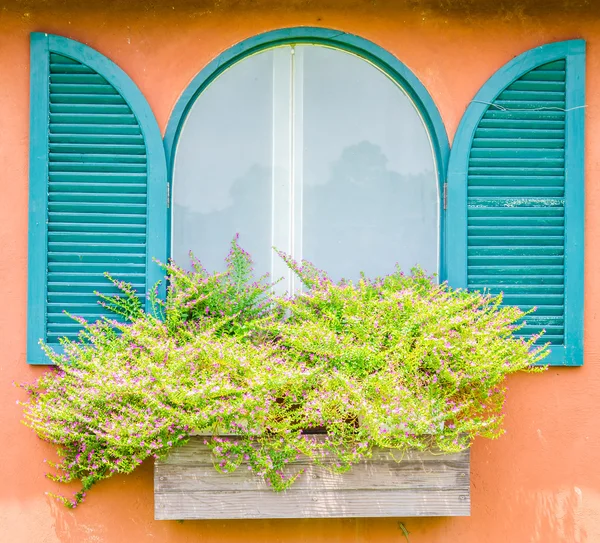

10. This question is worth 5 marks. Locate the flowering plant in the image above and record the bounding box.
[20,238,547,508]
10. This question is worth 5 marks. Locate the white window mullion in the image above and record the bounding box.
[291,45,305,296]
[271,47,293,295]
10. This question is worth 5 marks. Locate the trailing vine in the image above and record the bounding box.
[19,238,547,507]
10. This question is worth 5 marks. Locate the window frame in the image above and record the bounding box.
[163,27,451,281]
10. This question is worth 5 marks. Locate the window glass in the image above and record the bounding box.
[172,45,438,291]
[172,49,275,276]
[301,46,437,282]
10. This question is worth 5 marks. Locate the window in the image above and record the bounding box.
[27,30,584,365]
[171,45,441,295]
[172,44,440,298]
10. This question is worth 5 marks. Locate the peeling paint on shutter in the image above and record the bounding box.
[447,40,585,366]
[467,61,567,346]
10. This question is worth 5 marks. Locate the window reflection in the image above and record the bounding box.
[172,45,439,289]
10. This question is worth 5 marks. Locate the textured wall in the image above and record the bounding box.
[1,1,599,541]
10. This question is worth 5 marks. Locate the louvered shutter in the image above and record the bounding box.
[447,40,585,366]
[27,33,167,364]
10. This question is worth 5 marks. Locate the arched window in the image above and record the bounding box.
[167,30,448,294]
[27,32,585,365]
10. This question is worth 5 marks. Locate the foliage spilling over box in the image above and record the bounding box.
[21,239,542,509]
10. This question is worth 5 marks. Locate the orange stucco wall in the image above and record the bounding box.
[1,1,599,541]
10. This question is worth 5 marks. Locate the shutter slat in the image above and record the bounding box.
[48,242,146,254]
[467,236,564,246]
[48,203,147,214]
[475,126,564,136]
[48,206,146,216]
[468,167,564,176]
[468,265,564,274]
[50,93,127,105]
[49,63,95,74]
[50,103,134,114]
[50,113,138,125]
[50,124,142,135]
[48,232,146,243]
[48,225,146,235]
[468,276,564,286]
[468,256,564,266]
[48,181,147,193]
[48,293,145,304]
[469,218,564,228]
[507,80,565,91]
[50,73,108,84]
[49,162,147,173]
[48,262,146,273]
[468,197,564,206]
[48,152,145,163]
[468,246,564,256]
[524,316,564,325]
[41,52,150,344]
[468,176,564,186]
[471,286,564,295]
[49,172,147,182]
[48,282,145,293]
[47,303,127,312]
[497,90,565,101]
[519,69,565,81]
[469,157,564,167]
[465,61,568,344]
[468,187,564,198]
[518,305,564,316]
[47,253,146,264]
[48,272,146,282]
[470,148,564,159]
[48,314,126,324]
[483,110,565,120]
[499,294,564,305]
[49,140,145,151]
[50,214,146,224]
[468,207,563,217]
[50,83,120,95]
[471,138,565,149]
[468,226,564,236]
[493,100,566,109]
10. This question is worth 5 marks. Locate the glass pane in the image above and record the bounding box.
[172,44,439,289]
[300,46,438,282]
[171,49,276,276]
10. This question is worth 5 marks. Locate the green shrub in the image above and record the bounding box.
[19,238,547,507]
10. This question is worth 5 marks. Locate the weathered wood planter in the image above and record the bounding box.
[154,436,470,519]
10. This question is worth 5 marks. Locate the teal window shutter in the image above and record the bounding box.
[27,33,167,364]
[447,40,585,366]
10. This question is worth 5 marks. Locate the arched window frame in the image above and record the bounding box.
[163,27,451,280]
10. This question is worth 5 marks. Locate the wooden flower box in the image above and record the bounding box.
[154,436,470,519]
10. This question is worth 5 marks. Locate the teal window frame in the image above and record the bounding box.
[163,27,451,281]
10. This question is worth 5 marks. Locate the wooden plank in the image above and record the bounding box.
[154,437,470,520]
